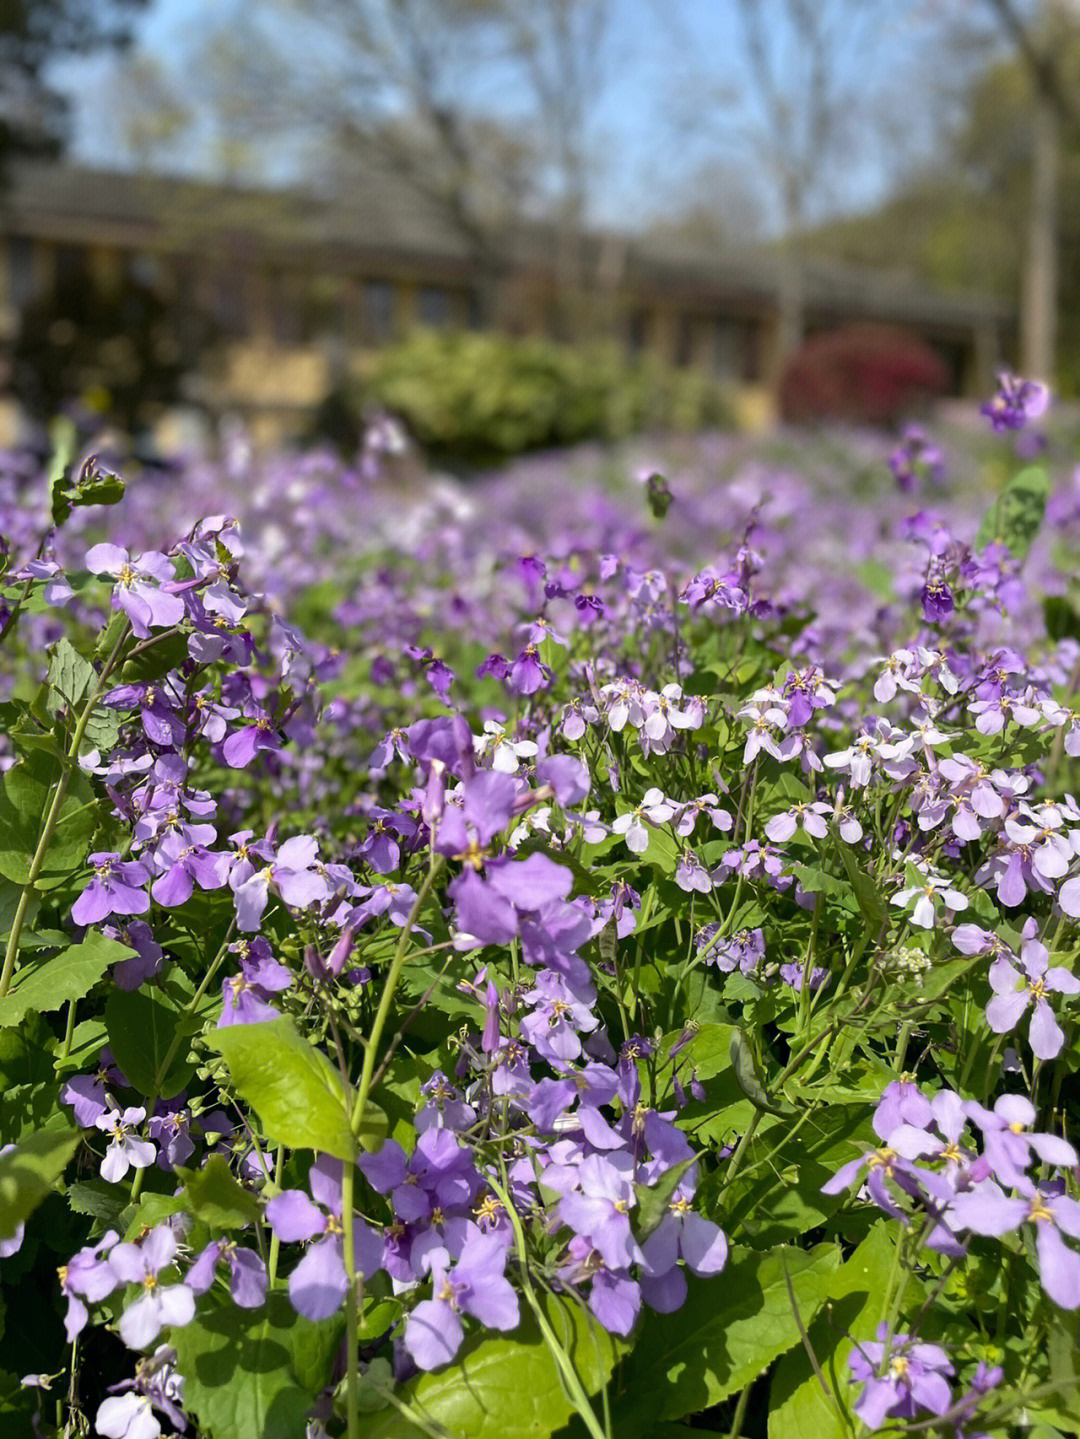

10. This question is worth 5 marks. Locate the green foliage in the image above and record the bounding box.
[178,1154,259,1232]
[0,748,97,889]
[604,1244,841,1435]
[0,1125,81,1241]
[975,465,1049,562]
[207,1017,378,1161]
[170,1293,343,1439]
[358,330,732,466]
[0,932,134,1027]
[105,983,199,1099]
[364,1293,626,1439]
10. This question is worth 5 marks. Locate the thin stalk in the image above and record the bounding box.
[343,853,445,1439]
[0,622,131,998]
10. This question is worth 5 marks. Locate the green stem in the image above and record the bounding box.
[488,1173,608,1439]
[0,622,131,999]
[343,853,445,1439]
[267,1145,285,1284]
[130,928,234,1205]
[728,1379,753,1439]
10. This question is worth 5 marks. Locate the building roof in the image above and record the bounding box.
[0,159,1011,330]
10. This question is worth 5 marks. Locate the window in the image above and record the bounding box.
[465,288,485,330]
[742,321,764,383]
[7,236,36,307]
[627,307,650,354]
[713,317,742,379]
[418,284,452,328]
[361,280,396,344]
[675,314,696,368]
[54,243,89,289]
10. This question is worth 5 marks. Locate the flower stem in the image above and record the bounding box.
[0,622,131,999]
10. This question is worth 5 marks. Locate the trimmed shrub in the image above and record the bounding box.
[779,322,950,426]
[349,329,733,465]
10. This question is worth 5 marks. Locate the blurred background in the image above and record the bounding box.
[0,0,1077,462]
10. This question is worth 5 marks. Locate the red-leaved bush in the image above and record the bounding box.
[779,322,950,425]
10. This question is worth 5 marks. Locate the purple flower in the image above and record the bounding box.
[558,1153,642,1270]
[985,929,1079,1059]
[59,1230,120,1341]
[147,1100,195,1171]
[109,1226,195,1349]
[72,853,151,926]
[187,1238,268,1308]
[265,1155,382,1320]
[222,707,283,768]
[848,1324,954,1430]
[980,372,1050,431]
[150,834,225,908]
[219,937,292,1025]
[105,683,186,748]
[950,1181,1080,1309]
[85,544,186,639]
[640,1187,727,1312]
[404,1231,520,1370]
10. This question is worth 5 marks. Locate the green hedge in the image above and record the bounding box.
[349,329,733,464]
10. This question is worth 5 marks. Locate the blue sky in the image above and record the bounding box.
[50,0,971,231]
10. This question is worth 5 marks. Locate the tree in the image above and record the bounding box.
[0,0,148,180]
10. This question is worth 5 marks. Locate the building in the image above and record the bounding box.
[0,160,1013,445]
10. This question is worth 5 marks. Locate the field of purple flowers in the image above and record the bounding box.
[1,376,1079,1439]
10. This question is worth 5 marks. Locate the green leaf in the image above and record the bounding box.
[975,464,1049,563]
[0,1124,81,1240]
[768,1223,899,1439]
[836,844,889,927]
[66,1178,128,1227]
[120,632,190,685]
[730,1029,790,1117]
[170,1292,343,1439]
[606,1243,841,1435]
[0,749,98,890]
[723,1105,872,1247]
[0,934,134,1028]
[365,1292,626,1439]
[47,416,77,526]
[207,1018,360,1161]
[46,638,94,717]
[178,1154,259,1232]
[0,878,37,939]
[105,986,195,1099]
[635,1155,696,1240]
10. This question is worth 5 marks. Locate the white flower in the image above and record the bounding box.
[611,788,674,853]
[96,1393,160,1439]
[892,875,968,929]
[95,1108,155,1184]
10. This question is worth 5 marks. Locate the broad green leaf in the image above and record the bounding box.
[0,750,98,890]
[0,934,134,1028]
[120,632,190,685]
[178,1154,259,1231]
[836,844,889,927]
[768,1223,901,1439]
[606,1243,841,1435]
[170,1292,342,1439]
[207,1018,360,1161]
[975,465,1049,562]
[674,1022,737,1082]
[365,1292,626,1439]
[0,1124,81,1240]
[723,1104,872,1247]
[105,986,195,1099]
[0,878,37,939]
[730,1029,790,1117]
[46,638,93,715]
